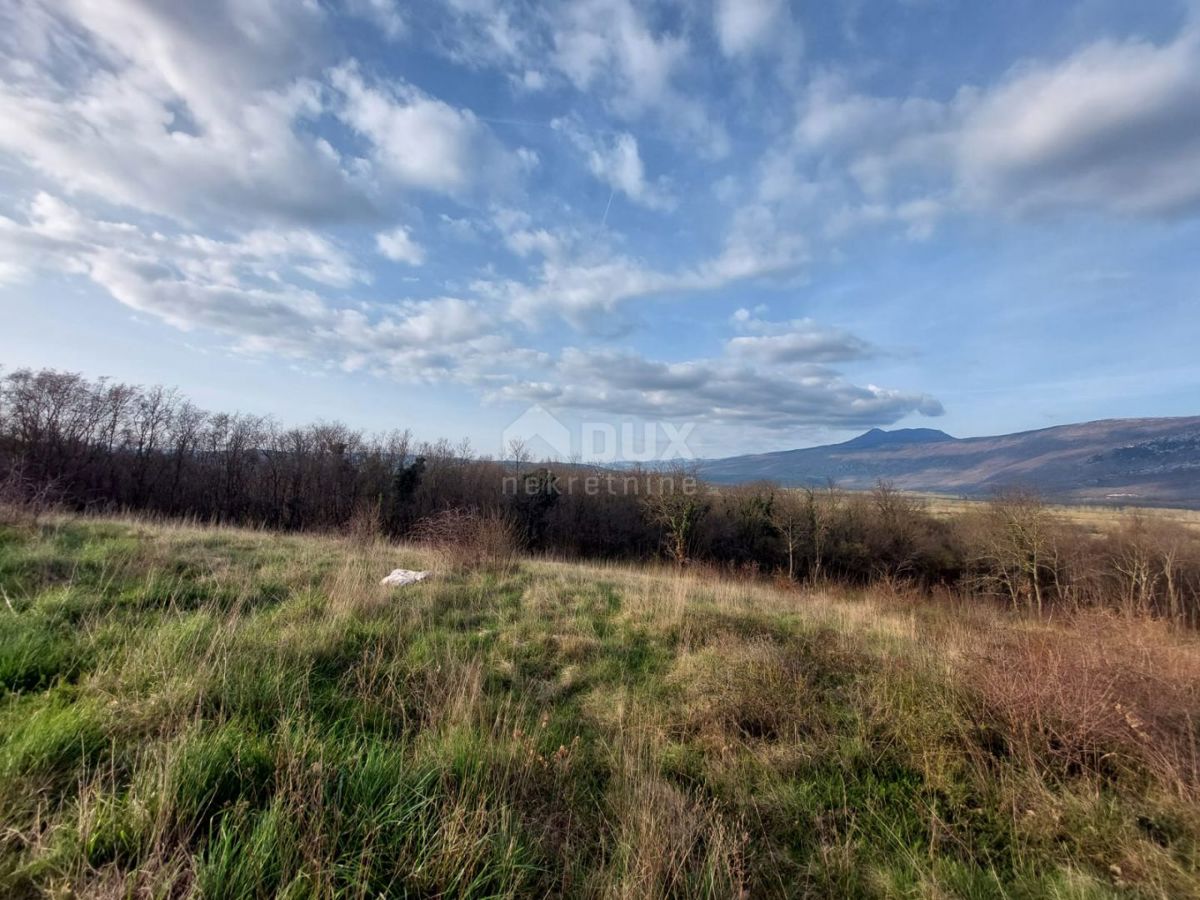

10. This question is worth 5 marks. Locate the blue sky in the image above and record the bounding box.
[1,0,1198,459]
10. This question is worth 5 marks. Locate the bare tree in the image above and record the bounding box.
[507,437,531,477]
[972,488,1060,614]
[770,490,806,580]
[641,466,709,566]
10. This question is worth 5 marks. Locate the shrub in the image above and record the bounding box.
[963,612,1200,794]
[344,497,384,545]
[1101,516,1200,624]
[411,508,521,573]
[0,464,58,528]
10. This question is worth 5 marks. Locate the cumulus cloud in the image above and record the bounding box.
[0,0,374,225]
[0,1,525,228]
[433,0,728,155]
[376,226,426,265]
[496,346,943,430]
[713,0,800,63]
[435,0,536,71]
[14,0,1192,450]
[551,0,729,156]
[787,22,1200,225]
[715,0,781,56]
[488,207,570,260]
[0,188,942,435]
[954,27,1200,217]
[474,199,809,333]
[329,62,514,196]
[475,232,805,332]
[0,194,504,381]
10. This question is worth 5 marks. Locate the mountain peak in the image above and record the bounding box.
[840,427,956,449]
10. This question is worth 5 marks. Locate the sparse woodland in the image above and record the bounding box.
[3,367,1198,625]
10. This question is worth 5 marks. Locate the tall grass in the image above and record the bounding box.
[1,511,1198,897]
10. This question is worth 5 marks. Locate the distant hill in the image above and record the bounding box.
[696,417,1200,508]
[838,427,957,449]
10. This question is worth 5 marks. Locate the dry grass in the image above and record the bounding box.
[669,639,814,747]
[3,511,1200,896]
[412,507,522,574]
[918,492,1200,535]
[964,611,1200,795]
[598,730,749,900]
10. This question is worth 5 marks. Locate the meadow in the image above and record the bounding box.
[1,511,1198,898]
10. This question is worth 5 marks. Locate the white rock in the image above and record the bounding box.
[380,568,432,587]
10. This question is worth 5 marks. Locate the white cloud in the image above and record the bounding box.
[587,133,662,205]
[548,0,729,156]
[437,0,535,71]
[376,226,426,265]
[379,297,490,344]
[727,314,876,364]
[490,207,570,259]
[954,27,1200,217]
[0,1,368,225]
[225,229,368,288]
[362,0,728,156]
[42,0,330,117]
[497,345,943,430]
[552,0,684,106]
[0,194,510,382]
[475,245,795,332]
[714,0,784,57]
[330,62,506,196]
[0,1,526,228]
[0,188,939,434]
[519,69,546,91]
[474,200,808,331]
[787,23,1200,225]
[555,122,674,210]
[0,65,371,227]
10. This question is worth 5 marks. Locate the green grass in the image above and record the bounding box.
[0,514,1198,898]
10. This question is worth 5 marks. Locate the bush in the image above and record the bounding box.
[411,508,521,573]
[964,612,1200,793]
[0,464,58,528]
[344,497,384,545]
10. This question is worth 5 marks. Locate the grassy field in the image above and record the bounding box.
[1,514,1198,898]
[913,494,1200,535]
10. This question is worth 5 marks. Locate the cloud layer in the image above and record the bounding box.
[2,1,1198,453]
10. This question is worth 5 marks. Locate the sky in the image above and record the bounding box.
[1,0,1198,460]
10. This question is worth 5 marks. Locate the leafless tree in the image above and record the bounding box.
[641,465,709,566]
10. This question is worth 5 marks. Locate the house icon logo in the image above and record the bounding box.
[501,405,572,461]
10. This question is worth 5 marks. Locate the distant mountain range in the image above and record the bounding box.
[696,417,1200,508]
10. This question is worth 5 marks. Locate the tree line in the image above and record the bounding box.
[2,367,1198,624]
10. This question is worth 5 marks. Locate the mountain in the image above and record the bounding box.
[838,427,956,449]
[696,417,1200,508]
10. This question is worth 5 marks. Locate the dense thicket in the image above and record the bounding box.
[3,367,1199,623]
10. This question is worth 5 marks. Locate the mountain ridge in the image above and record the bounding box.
[838,427,956,449]
[696,416,1200,508]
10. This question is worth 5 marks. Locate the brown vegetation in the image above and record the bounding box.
[411,507,522,573]
[3,366,1200,626]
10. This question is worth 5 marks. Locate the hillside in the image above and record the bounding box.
[698,416,1200,507]
[2,514,1199,897]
